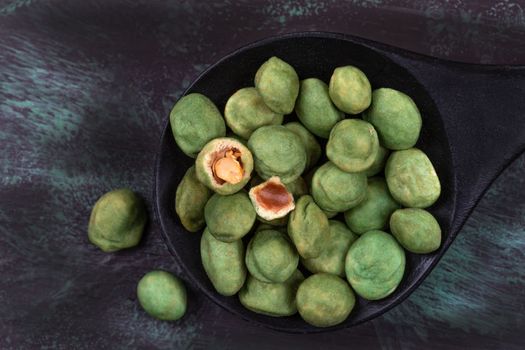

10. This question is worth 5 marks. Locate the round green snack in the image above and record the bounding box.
[284,122,322,170]
[175,166,212,232]
[257,215,289,227]
[256,223,287,234]
[296,273,355,327]
[344,177,400,235]
[302,220,358,277]
[239,270,304,317]
[390,208,442,254]
[328,66,371,114]
[284,176,309,199]
[324,210,338,219]
[295,78,344,138]
[249,176,295,221]
[195,137,253,195]
[246,229,299,283]
[170,93,226,158]
[254,56,299,114]
[345,230,405,300]
[247,125,307,183]
[88,189,146,252]
[365,145,390,177]
[363,88,422,150]
[385,148,441,208]
[204,192,256,242]
[288,195,330,259]
[224,87,283,139]
[137,270,187,321]
[311,162,367,212]
[200,227,247,296]
[326,119,379,173]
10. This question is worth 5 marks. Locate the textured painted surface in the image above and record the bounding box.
[0,0,524,349]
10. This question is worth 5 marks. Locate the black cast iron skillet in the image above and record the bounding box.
[154,32,525,333]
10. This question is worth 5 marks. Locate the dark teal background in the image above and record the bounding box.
[0,1,524,349]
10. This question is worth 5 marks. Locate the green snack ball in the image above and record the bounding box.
[296,273,355,327]
[226,132,248,146]
[390,208,442,254]
[363,88,422,150]
[311,162,367,212]
[175,166,212,232]
[324,210,338,219]
[385,148,441,208]
[88,189,146,252]
[204,192,256,242]
[170,93,226,158]
[246,229,299,283]
[284,122,322,170]
[200,227,247,296]
[303,165,319,190]
[295,78,344,138]
[284,176,309,199]
[257,215,289,227]
[328,66,372,114]
[326,119,379,173]
[288,195,330,259]
[195,137,254,195]
[137,270,187,321]
[224,87,283,139]
[256,223,287,234]
[254,56,299,114]
[365,145,390,177]
[345,230,405,300]
[302,220,358,277]
[344,177,400,235]
[239,270,304,317]
[247,125,307,183]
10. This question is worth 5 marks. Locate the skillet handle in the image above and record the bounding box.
[387,54,525,231]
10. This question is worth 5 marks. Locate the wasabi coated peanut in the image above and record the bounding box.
[88,188,146,252]
[204,192,256,242]
[175,166,212,232]
[257,215,289,227]
[302,220,358,277]
[254,56,299,114]
[296,273,356,327]
[365,145,390,177]
[284,122,322,170]
[288,195,330,259]
[390,208,442,254]
[326,119,379,173]
[295,78,344,138]
[328,66,372,114]
[224,87,283,139]
[311,162,367,212]
[195,137,254,195]
[245,229,299,283]
[385,148,441,208]
[344,177,401,235]
[363,88,422,150]
[137,270,187,321]
[170,93,226,158]
[248,125,307,183]
[345,230,405,300]
[200,228,247,296]
[284,176,309,199]
[239,270,304,317]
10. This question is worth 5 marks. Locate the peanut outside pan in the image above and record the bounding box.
[153,32,525,333]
